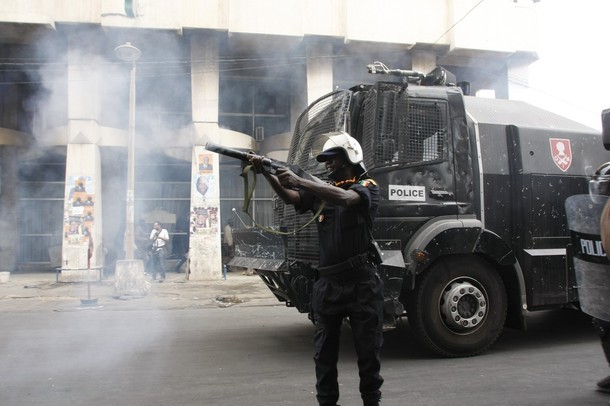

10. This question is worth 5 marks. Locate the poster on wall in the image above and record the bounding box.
[64,176,95,245]
[189,148,222,279]
[191,151,219,236]
[193,152,217,200]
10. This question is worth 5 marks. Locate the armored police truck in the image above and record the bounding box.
[228,64,608,357]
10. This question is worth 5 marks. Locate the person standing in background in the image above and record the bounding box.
[223,219,234,264]
[149,221,169,282]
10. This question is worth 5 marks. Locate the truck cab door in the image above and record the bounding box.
[358,87,472,306]
[365,89,471,244]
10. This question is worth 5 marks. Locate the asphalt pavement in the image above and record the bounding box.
[1,270,609,406]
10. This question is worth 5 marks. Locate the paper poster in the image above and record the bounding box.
[64,176,95,245]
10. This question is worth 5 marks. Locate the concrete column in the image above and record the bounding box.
[0,146,18,272]
[191,34,219,126]
[306,42,334,106]
[188,34,223,280]
[189,146,222,280]
[67,30,103,126]
[62,144,103,281]
[61,31,105,281]
[412,50,436,76]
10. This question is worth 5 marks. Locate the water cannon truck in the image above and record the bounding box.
[228,63,608,357]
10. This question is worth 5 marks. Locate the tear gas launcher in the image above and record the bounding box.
[205,142,283,171]
[205,142,322,233]
[204,142,315,180]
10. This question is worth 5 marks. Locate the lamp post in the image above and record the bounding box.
[114,43,141,260]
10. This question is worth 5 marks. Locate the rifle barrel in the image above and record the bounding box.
[205,142,249,161]
[205,142,282,170]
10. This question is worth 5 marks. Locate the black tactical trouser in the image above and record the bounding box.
[312,264,384,406]
[593,318,610,366]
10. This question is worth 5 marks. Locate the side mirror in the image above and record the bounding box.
[602,108,610,150]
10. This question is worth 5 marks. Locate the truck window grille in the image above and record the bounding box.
[361,82,449,169]
[278,90,353,265]
[405,100,448,163]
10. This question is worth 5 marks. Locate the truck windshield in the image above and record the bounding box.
[289,89,353,177]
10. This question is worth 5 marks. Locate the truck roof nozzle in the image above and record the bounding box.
[367,61,424,83]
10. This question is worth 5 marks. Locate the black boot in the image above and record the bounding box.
[598,374,610,394]
[593,318,610,393]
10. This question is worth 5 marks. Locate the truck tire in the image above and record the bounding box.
[406,255,507,357]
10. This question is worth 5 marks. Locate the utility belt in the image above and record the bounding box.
[317,253,371,276]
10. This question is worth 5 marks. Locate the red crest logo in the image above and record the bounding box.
[550,138,572,172]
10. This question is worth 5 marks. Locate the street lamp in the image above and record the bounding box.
[114,42,141,260]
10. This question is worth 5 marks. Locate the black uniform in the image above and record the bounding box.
[593,318,610,392]
[299,177,384,406]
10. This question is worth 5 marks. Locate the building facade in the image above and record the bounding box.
[0,0,539,278]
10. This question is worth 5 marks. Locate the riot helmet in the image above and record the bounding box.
[316,131,367,175]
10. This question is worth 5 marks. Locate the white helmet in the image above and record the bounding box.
[316,131,364,166]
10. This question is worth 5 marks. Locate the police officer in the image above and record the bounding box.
[252,131,384,406]
[592,162,610,394]
[149,221,169,281]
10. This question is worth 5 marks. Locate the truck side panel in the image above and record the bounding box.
[472,108,606,309]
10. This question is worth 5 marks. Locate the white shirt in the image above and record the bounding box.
[224,224,233,246]
[150,228,169,248]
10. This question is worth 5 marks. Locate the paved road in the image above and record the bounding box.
[0,290,608,406]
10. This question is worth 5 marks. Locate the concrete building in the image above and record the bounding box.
[0,0,539,279]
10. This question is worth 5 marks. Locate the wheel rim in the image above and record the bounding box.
[439,278,488,333]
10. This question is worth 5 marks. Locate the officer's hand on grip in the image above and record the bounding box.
[276,167,300,189]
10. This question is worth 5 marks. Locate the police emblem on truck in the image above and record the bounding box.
[550,138,572,172]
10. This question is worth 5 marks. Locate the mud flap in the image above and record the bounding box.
[378,249,407,330]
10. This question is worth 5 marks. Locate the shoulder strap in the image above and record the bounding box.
[241,163,325,235]
[357,179,382,264]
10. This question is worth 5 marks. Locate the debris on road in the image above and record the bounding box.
[214,295,244,307]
